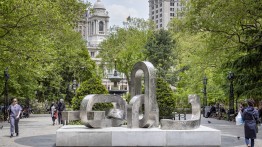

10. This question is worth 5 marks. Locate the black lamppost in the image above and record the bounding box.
[4,67,9,121]
[227,71,234,115]
[203,76,208,106]
[202,76,207,117]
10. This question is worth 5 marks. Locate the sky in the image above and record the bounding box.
[87,0,149,27]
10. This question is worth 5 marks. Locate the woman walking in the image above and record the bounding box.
[242,99,259,147]
[7,98,22,138]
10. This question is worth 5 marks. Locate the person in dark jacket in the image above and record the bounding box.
[57,99,65,125]
[242,99,259,147]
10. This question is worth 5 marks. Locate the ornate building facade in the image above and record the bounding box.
[75,0,128,92]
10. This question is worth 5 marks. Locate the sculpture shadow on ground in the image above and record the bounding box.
[14,134,56,147]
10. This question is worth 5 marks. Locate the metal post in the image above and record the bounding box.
[4,68,9,121]
[203,76,207,117]
[114,59,117,72]
[227,72,234,115]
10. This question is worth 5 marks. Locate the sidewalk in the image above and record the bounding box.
[0,114,261,147]
[201,116,262,147]
[0,114,60,147]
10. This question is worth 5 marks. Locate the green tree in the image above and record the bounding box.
[99,17,154,87]
[180,0,262,101]
[168,31,227,106]
[0,0,96,104]
[145,29,177,79]
[71,76,109,110]
[156,78,176,118]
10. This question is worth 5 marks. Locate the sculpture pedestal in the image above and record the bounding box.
[56,125,221,147]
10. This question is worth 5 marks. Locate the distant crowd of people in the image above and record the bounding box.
[205,103,226,118]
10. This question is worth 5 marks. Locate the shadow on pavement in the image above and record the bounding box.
[14,134,56,147]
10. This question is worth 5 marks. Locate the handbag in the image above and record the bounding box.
[236,111,244,125]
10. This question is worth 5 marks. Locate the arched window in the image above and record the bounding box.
[99,21,104,32]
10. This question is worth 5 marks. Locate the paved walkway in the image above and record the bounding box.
[0,114,60,147]
[0,114,261,147]
[200,116,262,147]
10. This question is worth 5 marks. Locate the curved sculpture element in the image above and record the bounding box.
[160,94,201,130]
[127,61,159,128]
[80,94,127,128]
[127,94,144,128]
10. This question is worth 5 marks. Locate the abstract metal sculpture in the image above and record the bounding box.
[127,61,159,128]
[160,94,201,130]
[80,94,126,128]
[79,61,200,130]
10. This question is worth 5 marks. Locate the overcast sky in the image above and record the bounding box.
[87,0,149,27]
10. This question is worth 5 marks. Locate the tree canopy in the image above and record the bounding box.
[169,0,262,104]
[0,0,97,104]
[99,17,154,87]
[145,29,177,79]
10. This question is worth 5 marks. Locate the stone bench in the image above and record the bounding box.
[61,111,80,125]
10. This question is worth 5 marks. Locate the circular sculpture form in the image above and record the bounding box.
[160,94,201,130]
[127,61,159,128]
[80,94,127,128]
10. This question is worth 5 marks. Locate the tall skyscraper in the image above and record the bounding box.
[149,0,187,29]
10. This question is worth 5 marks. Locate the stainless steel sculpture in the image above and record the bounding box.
[80,94,127,128]
[160,94,201,130]
[127,61,159,128]
[79,61,200,130]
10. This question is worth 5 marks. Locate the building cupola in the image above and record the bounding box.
[93,0,106,10]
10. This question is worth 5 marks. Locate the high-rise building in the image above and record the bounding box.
[149,0,187,29]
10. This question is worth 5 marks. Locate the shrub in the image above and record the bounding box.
[156,78,176,117]
[71,76,112,110]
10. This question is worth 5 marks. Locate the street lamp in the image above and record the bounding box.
[227,71,234,115]
[4,67,9,121]
[202,76,208,117]
[203,76,208,106]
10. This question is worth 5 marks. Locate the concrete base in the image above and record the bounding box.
[56,125,221,147]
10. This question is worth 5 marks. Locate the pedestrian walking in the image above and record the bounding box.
[57,99,65,125]
[50,102,57,125]
[7,98,22,138]
[242,99,259,147]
